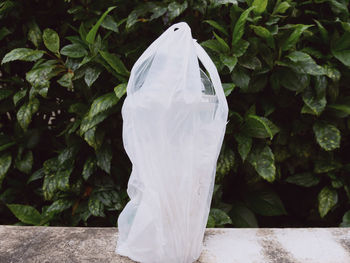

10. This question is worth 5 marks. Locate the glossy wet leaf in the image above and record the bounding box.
[99,50,129,77]
[60,44,88,58]
[16,98,40,131]
[1,48,45,64]
[84,66,102,87]
[242,114,279,140]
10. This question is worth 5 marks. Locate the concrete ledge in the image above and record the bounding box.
[0,226,349,262]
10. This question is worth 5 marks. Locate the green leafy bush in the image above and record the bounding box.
[0,0,349,228]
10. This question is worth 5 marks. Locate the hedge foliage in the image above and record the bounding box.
[0,0,350,228]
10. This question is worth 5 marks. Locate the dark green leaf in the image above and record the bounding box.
[272,1,290,14]
[340,210,350,227]
[82,156,97,181]
[247,145,276,182]
[232,66,250,90]
[242,114,279,139]
[84,126,105,151]
[222,83,235,96]
[201,39,226,54]
[249,25,274,48]
[314,19,329,43]
[313,121,341,151]
[99,50,129,77]
[323,65,341,81]
[86,6,116,44]
[0,152,12,189]
[1,48,45,64]
[88,194,105,217]
[285,172,320,187]
[318,186,338,218]
[57,71,74,91]
[13,89,27,106]
[229,202,258,227]
[204,20,228,36]
[0,89,13,101]
[327,96,350,117]
[27,20,42,48]
[216,149,235,180]
[232,39,250,57]
[239,55,262,70]
[234,133,252,162]
[6,204,42,225]
[96,142,112,174]
[27,168,45,184]
[60,44,88,58]
[213,31,230,54]
[45,199,74,215]
[210,0,238,6]
[88,92,118,119]
[167,1,188,21]
[284,51,325,75]
[16,98,40,131]
[245,189,287,216]
[84,66,102,87]
[101,15,119,33]
[331,32,350,67]
[314,159,342,174]
[79,110,111,135]
[26,64,58,98]
[281,24,313,51]
[209,208,232,227]
[302,75,327,116]
[15,150,33,174]
[279,68,309,92]
[206,215,215,227]
[43,28,60,54]
[0,27,11,41]
[232,6,254,47]
[56,168,72,191]
[220,54,237,72]
[252,0,267,14]
[58,145,79,165]
[114,83,127,99]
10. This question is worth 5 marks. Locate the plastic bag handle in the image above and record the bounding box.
[193,40,228,120]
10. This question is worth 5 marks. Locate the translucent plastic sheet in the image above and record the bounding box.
[115,22,228,263]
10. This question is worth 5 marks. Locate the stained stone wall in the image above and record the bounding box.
[0,226,349,263]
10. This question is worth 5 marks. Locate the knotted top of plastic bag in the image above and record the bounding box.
[126,22,228,122]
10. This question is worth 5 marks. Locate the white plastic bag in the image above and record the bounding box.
[115,22,228,263]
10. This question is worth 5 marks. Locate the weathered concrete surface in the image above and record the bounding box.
[0,226,349,263]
